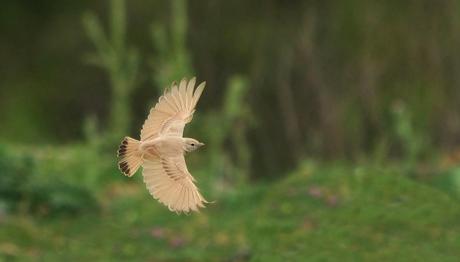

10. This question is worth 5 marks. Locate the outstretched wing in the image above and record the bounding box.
[142,154,208,213]
[140,78,206,141]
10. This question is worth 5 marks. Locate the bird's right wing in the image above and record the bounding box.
[140,78,205,141]
[142,154,208,213]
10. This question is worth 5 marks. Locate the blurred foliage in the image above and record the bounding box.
[0,145,34,211]
[0,145,98,216]
[1,1,460,260]
[83,0,139,142]
[1,162,460,260]
[390,101,431,173]
[151,0,193,89]
[201,75,253,192]
[2,0,460,177]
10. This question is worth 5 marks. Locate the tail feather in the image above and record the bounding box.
[117,137,142,177]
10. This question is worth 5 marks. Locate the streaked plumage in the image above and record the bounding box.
[117,77,208,213]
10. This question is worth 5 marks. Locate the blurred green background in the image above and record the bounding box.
[1,0,460,261]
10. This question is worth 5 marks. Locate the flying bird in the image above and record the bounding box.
[117,77,208,213]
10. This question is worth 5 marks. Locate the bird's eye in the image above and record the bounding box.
[191,143,195,146]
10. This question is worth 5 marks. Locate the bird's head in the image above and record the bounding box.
[183,138,205,153]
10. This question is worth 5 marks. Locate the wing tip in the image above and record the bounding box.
[196,81,206,93]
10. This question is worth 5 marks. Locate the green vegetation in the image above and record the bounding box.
[1,158,460,261]
[83,0,139,142]
[1,0,460,260]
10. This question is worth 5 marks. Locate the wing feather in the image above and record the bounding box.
[178,78,187,108]
[191,82,206,109]
[170,84,182,110]
[186,77,196,111]
[142,155,208,213]
[140,77,205,141]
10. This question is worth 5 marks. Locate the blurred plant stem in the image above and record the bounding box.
[151,0,193,89]
[222,76,253,185]
[205,76,253,191]
[82,0,139,143]
[391,101,431,173]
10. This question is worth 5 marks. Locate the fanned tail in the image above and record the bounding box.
[117,137,142,177]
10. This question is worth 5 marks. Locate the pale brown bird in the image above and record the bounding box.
[117,77,208,213]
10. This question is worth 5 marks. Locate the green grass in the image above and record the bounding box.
[252,163,460,261]
[1,162,460,261]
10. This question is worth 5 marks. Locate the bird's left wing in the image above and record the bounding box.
[140,78,205,141]
[142,154,208,213]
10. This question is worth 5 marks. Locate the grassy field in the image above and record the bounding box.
[1,157,460,261]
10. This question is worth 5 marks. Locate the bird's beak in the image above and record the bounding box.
[198,142,205,147]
